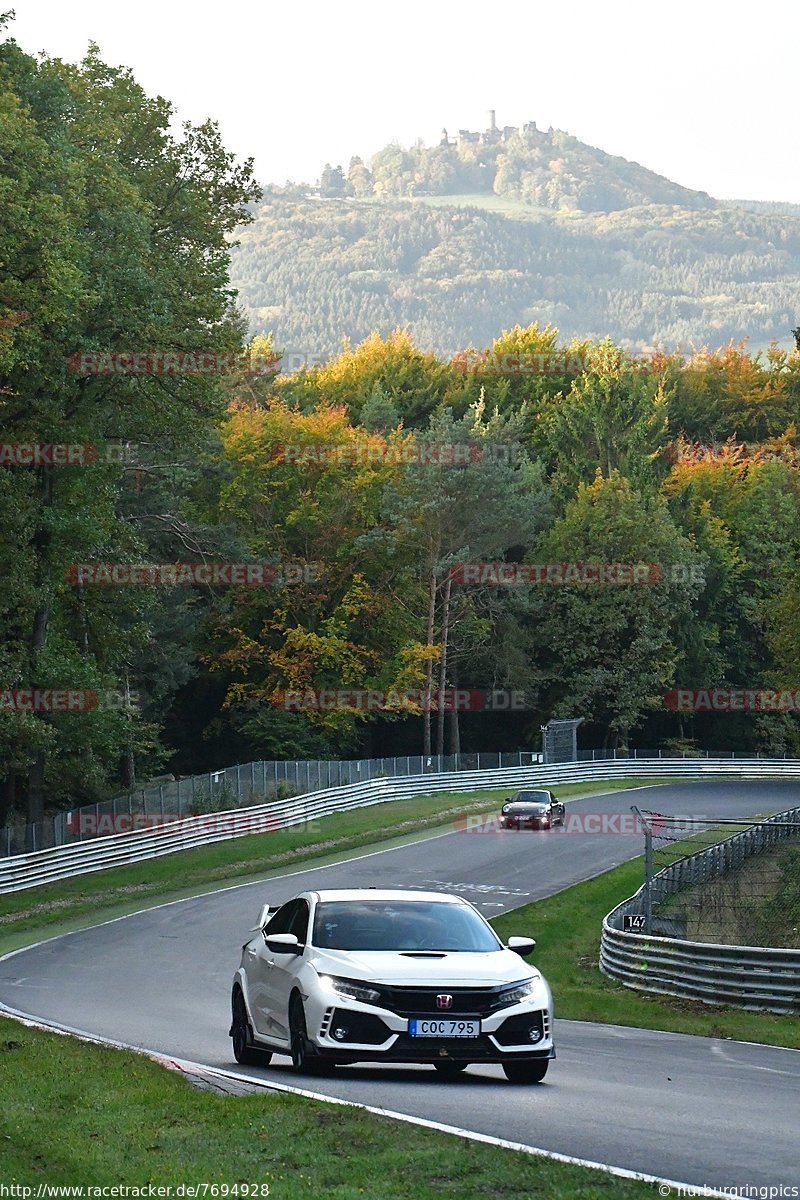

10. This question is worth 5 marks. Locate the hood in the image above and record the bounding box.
[504,803,549,815]
[307,947,539,987]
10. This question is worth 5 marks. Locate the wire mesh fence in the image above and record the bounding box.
[1,746,795,859]
[1,749,545,857]
[634,808,800,949]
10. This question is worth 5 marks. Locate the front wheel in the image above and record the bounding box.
[502,1058,549,1084]
[289,994,335,1075]
[231,990,272,1066]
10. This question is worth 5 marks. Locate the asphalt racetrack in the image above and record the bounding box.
[2,781,799,1190]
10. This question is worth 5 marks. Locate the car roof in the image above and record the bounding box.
[307,889,469,904]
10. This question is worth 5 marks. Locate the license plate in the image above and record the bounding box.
[408,1019,480,1038]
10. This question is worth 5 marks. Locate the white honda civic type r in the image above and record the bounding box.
[230,888,555,1082]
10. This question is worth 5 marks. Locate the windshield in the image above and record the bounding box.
[513,791,551,806]
[312,900,502,953]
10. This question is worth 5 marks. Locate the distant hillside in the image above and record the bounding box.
[229,194,800,358]
[294,117,716,215]
[720,199,800,217]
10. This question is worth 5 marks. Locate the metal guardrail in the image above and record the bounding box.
[4,750,545,856]
[4,745,787,857]
[601,804,800,1014]
[2,756,799,896]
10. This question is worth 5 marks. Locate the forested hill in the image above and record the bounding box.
[229,195,800,359]
[304,122,717,212]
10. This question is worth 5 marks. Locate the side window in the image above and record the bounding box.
[265,900,299,937]
[287,899,310,945]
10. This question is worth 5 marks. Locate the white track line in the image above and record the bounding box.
[0,1002,734,1199]
[0,780,744,1197]
[0,782,666,963]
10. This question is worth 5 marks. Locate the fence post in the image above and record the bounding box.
[643,825,653,934]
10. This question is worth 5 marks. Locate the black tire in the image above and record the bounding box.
[231,989,272,1066]
[289,993,335,1075]
[502,1058,549,1084]
[433,1061,469,1078]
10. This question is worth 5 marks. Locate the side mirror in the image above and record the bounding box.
[507,936,536,957]
[251,903,273,931]
[265,932,301,955]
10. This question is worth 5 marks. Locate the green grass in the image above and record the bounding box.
[409,192,552,218]
[491,859,800,1048]
[0,778,662,956]
[0,776,795,1192]
[0,1014,655,1195]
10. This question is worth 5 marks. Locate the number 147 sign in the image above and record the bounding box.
[623,914,646,931]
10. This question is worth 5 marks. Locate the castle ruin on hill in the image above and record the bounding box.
[440,111,546,150]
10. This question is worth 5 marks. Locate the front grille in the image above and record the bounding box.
[375,985,511,1017]
[388,1034,498,1060]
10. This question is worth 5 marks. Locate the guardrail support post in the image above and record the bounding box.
[644,823,653,934]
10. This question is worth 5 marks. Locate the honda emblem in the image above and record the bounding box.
[436,994,453,1010]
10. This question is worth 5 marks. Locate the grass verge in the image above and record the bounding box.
[0,778,662,955]
[0,1014,655,1196]
[491,859,800,1048]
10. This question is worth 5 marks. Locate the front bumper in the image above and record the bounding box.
[304,993,555,1065]
[501,815,550,829]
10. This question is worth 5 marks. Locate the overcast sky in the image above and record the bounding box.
[9,0,799,202]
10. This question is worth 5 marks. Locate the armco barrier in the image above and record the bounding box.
[600,804,800,1014]
[2,757,799,895]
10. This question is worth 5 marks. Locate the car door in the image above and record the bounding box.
[261,898,310,1043]
[246,899,298,1038]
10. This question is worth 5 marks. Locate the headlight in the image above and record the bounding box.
[502,803,511,813]
[318,975,382,1005]
[497,979,536,1007]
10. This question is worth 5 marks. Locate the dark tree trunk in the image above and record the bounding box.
[120,675,136,790]
[423,571,437,757]
[448,662,460,756]
[27,463,53,837]
[0,772,15,828]
[435,572,452,757]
